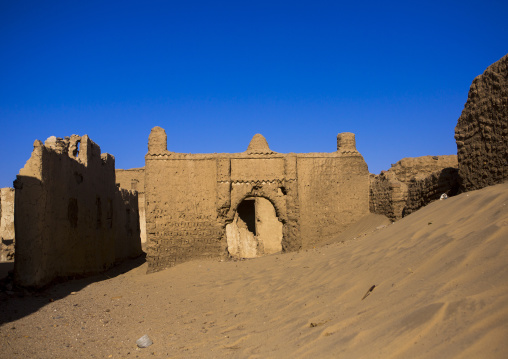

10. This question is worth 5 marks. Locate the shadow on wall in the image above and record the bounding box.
[14,174,142,288]
[402,167,460,217]
[0,262,14,280]
[0,254,146,326]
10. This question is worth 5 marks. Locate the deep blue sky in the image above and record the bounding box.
[1,1,507,188]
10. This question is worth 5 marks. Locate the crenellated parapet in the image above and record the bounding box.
[41,134,114,169]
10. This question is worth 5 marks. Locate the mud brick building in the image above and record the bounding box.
[145,126,370,272]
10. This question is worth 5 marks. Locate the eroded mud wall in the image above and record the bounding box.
[369,175,407,221]
[298,133,369,249]
[297,155,369,249]
[404,168,460,216]
[14,135,141,288]
[370,155,459,220]
[455,54,508,191]
[145,129,223,272]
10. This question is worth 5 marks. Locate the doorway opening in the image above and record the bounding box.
[226,197,283,258]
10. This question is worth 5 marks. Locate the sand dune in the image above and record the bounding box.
[1,182,507,358]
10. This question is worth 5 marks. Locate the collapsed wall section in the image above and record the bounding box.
[455,54,508,191]
[14,135,142,288]
[381,156,459,183]
[369,155,459,220]
[369,174,407,221]
[404,168,460,216]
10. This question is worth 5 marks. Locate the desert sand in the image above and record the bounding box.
[1,182,507,358]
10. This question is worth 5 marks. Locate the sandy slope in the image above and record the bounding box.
[0,182,507,358]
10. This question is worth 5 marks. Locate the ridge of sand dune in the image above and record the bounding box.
[1,183,507,358]
[327,212,392,245]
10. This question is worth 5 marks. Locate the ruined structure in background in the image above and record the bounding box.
[0,188,15,261]
[403,167,460,216]
[14,135,142,288]
[145,127,369,272]
[371,54,508,218]
[116,167,146,245]
[370,156,459,221]
[455,54,508,191]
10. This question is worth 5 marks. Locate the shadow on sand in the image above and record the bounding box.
[0,254,146,326]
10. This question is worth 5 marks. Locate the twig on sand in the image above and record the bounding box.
[361,285,376,300]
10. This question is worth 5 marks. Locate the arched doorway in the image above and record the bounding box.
[226,197,283,258]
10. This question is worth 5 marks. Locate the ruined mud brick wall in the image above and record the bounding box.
[298,133,369,248]
[381,156,459,183]
[455,54,508,191]
[14,135,142,288]
[370,155,458,221]
[145,135,224,272]
[145,127,369,272]
[0,188,15,261]
[404,167,460,216]
[369,174,408,221]
[116,167,146,244]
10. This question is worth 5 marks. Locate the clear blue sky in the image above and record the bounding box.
[1,1,507,188]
